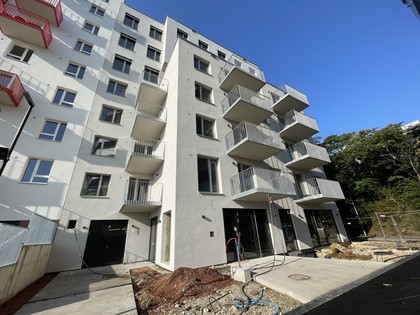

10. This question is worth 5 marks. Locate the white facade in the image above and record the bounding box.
[0,0,348,272]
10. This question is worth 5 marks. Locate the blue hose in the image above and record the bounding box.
[232,289,281,315]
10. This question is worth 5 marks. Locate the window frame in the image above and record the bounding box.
[90,5,105,17]
[21,158,53,184]
[7,45,34,62]
[196,115,215,138]
[81,173,111,197]
[146,46,161,62]
[217,50,226,60]
[107,79,127,97]
[149,26,163,41]
[194,56,210,74]
[112,54,132,74]
[118,33,136,50]
[65,62,86,79]
[177,28,188,39]
[91,135,117,157]
[195,82,213,103]
[52,88,76,107]
[123,13,139,30]
[198,40,208,50]
[74,40,93,55]
[197,157,219,193]
[83,21,100,35]
[39,120,67,142]
[143,66,160,84]
[99,105,122,124]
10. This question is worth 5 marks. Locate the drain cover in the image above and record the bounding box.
[288,274,310,280]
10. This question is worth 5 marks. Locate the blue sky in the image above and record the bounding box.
[125,0,420,139]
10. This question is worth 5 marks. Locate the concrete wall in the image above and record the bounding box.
[0,244,52,305]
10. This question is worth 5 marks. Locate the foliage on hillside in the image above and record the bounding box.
[320,123,420,236]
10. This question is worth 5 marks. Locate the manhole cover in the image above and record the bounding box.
[288,274,310,280]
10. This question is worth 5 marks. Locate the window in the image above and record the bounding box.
[143,67,159,84]
[118,33,136,50]
[177,28,188,39]
[53,89,76,107]
[198,40,208,50]
[217,50,226,60]
[90,5,105,17]
[83,22,99,35]
[92,136,117,157]
[194,56,209,74]
[197,157,219,193]
[22,159,53,184]
[100,105,122,124]
[39,120,66,142]
[65,63,86,79]
[102,0,109,3]
[113,55,132,73]
[67,220,77,229]
[81,173,110,196]
[195,83,212,103]
[196,116,215,138]
[123,13,139,30]
[149,26,162,41]
[7,45,33,62]
[271,93,280,103]
[146,46,161,61]
[74,40,93,55]
[107,79,127,96]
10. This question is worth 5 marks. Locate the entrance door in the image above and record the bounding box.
[83,220,128,268]
[223,209,273,262]
[305,210,339,247]
[278,209,298,251]
[149,217,158,262]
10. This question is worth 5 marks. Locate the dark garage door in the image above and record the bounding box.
[83,220,128,268]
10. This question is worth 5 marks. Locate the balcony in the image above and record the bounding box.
[285,141,330,171]
[272,85,309,115]
[138,70,168,106]
[280,110,319,143]
[295,178,345,205]
[230,167,296,201]
[218,55,265,92]
[0,3,52,48]
[15,0,63,26]
[0,70,24,107]
[132,101,166,139]
[120,180,163,213]
[225,121,285,161]
[126,138,164,174]
[221,85,273,124]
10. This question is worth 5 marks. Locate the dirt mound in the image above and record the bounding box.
[132,266,233,312]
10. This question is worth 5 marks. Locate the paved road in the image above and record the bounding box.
[302,253,420,315]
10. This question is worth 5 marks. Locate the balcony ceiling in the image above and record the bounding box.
[220,68,265,92]
[223,98,273,124]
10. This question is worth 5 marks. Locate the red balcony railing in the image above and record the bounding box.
[0,3,52,48]
[0,70,25,107]
[16,0,63,26]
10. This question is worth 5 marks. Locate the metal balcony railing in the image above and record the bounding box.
[221,84,271,114]
[131,138,165,158]
[137,101,167,122]
[141,70,168,92]
[230,167,295,197]
[281,110,318,131]
[290,141,330,161]
[124,180,163,206]
[0,3,52,48]
[225,121,284,151]
[0,70,24,107]
[297,178,344,199]
[218,55,265,84]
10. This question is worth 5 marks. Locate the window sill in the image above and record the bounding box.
[80,196,110,199]
[195,98,214,106]
[20,181,48,185]
[199,192,224,196]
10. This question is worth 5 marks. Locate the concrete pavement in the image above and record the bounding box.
[14,254,419,314]
[16,262,152,315]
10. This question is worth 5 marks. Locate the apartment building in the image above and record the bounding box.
[0,0,348,272]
